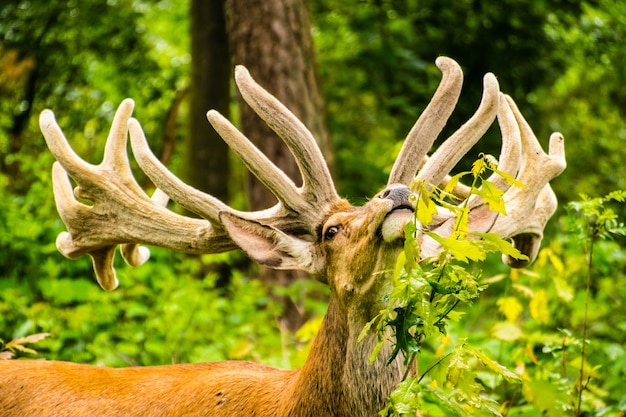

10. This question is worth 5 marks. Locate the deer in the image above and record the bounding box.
[0,57,565,417]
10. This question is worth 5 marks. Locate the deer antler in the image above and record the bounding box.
[387,57,464,185]
[43,57,564,291]
[130,65,341,234]
[385,57,565,265]
[42,70,343,290]
[489,95,565,266]
[42,100,227,290]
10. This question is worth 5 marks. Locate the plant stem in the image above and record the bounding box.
[418,351,454,383]
[402,352,417,380]
[434,299,461,328]
[576,223,595,416]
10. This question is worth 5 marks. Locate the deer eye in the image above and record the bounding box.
[324,225,341,240]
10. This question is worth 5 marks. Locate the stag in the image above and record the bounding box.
[0,57,565,416]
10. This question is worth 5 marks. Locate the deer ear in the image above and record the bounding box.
[219,212,320,274]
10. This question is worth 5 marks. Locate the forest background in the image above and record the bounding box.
[1,0,625,415]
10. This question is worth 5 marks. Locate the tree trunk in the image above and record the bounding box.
[186,0,231,200]
[224,0,331,330]
[224,0,331,209]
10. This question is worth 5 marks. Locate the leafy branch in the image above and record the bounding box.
[361,154,528,416]
[565,190,626,416]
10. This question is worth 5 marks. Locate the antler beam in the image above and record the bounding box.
[41,100,229,290]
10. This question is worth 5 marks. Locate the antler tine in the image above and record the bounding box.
[504,95,565,190]
[41,101,134,182]
[234,66,339,206]
[487,92,523,191]
[50,162,118,290]
[42,101,235,290]
[490,95,566,266]
[388,57,464,186]
[205,110,303,213]
[440,91,523,202]
[131,110,322,237]
[417,72,500,186]
[128,118,233,225]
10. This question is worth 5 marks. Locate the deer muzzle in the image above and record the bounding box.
[378,184,415,243]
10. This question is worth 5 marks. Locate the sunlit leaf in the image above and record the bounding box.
[491,321,523,341]
[464,344,522,383]
[425,232,486,263]
[497,296,524,322]
[417,195,437,226]
[443,171,469,195]
[529,289,550,324]
[473,232,529,261]
[473,180,507,214]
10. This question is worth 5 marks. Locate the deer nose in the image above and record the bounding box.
[378,184,412,208]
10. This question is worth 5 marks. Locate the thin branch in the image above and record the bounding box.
[576,222,596,416]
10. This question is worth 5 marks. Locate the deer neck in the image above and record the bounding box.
[284,292,403,416]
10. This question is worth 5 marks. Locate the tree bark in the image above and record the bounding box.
[186,0,231,200]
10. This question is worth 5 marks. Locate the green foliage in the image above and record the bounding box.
[533,1,626,203]
[363,155,527,416]
[0,243,319,368]
[366,154,626,415]
[446,192,626,416]
[0,0,188,192]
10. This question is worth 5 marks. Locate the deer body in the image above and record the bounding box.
[1,274,404,417]
[0,57,565,416]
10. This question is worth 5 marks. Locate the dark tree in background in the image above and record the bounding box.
[225,0,331,210]
[186,0,231,200]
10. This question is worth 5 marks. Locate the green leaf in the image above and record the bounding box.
[463,344,522,383]
[426,232,486,263]
[491,321,523,342]
[472,232,529,261]
[474,180,507,214]
[386,305,421,365]
[492,166,525,189]
[605,189,626,202]
[417,195,437,226]
[472,158,488,177]
[444,171,470,196]
[369,339,385,364]
[385,377,421,415]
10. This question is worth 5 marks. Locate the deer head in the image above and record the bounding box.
[9,56,565,416]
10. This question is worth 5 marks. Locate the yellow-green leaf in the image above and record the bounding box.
[491,321,523,341]
[426,232,486,263]
[497,296,524,322]
[529,289,550,324]
[464,344,522,383]
[474,181,507,214]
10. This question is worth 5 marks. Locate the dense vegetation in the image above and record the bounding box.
[1,0,625,415]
